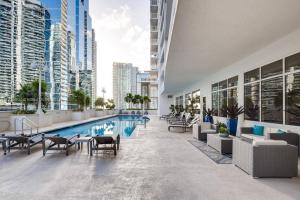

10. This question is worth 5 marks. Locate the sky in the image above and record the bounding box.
[90,0,150,99]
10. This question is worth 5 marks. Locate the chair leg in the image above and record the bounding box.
[42,138,46,156]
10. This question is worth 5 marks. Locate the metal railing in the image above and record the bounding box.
[14,117,39,136]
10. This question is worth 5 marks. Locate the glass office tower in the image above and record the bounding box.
[41,0,68,110]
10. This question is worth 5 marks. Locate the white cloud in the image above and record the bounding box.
[96,5,131,30]
[90,2,150,98]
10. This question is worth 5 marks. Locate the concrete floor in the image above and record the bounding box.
[0,116,300,200]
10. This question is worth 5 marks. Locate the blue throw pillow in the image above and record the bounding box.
[277,129,286,134]
[253,125,264,136]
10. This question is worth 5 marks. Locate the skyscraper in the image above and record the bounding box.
[91,29,97,107]
[113,63,138,109]
[0,0,97,109]
[0,0,46,102]
[41,0,68,110]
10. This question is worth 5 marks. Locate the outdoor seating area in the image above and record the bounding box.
[160,111,300,178]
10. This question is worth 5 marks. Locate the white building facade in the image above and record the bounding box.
[157,0,300,133]
[112,62,138,109]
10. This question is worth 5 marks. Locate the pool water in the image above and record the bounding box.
[46,115,147,138]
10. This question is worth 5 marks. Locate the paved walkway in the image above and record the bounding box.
[0,116,299,200]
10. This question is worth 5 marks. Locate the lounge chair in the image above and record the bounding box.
[2,133,43,155]
[161,112,176,120]
[0,137,8,155]
[136,111,141,115]
[168,115,201,132]
[160,112,174,120]
[169,113,190,125]
[131,111,135,115]
[42,134,80,156]
[90,134,120,156]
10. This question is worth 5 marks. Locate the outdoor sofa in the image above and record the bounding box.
[233,137,298,178]
[193,122,217,141]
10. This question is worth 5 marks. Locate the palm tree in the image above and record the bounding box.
[95,97,105,110]
[124,93,133,109]
[31,80,48,111]
[15,83,33,111]
[70,89,86,111]
[143,96,151,110]
[132,94,140,108]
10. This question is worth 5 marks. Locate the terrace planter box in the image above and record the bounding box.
[71,112,87,121]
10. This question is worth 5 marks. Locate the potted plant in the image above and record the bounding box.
[219,126,229,138]
[203,108,214,124]
[222,103,244,136]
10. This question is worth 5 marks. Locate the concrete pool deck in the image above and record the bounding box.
[0,116,300,200]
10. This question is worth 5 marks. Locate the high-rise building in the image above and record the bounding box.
[41,0,68,110]
[112,63,138,109]
[149,0,160,110]
[91,29,97,107]
[0,0,46,102]
[0,0,97,109]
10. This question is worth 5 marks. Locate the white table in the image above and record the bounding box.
[75,137,92,154]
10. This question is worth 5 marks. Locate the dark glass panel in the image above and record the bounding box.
[286,52,300,73]
[244,83,260,121]
[192,90,201,114]
[261,77,283,124]
[212,92,218,116]
[285,72,300,126]
[244,68,260,83]
[219,80,227,90]
[261,60,283,79]
[185,93,191,106]
[228,76,238,87]
[228,88,238,106]
[212,83,218,92]
[219,90,227,117]
[179,96,184,106]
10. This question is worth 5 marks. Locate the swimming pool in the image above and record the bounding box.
[46,115,147,138]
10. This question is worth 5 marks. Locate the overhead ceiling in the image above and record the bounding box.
[164,0,300,93]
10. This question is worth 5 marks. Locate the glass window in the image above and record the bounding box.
[185,93,191,107]
[179,96,184,106]
[192,90,201,114]
[212,92,218,116]
[261,77,283,124]
[228,76,238,87]
[286,52,300,73]
[244,83,260,121]
[285,72,300,126]
[244,68,260,83]
[228,88,238,105]
[212,83,218,92]
[219,90,227,117]
[219,80,227,90]
[261,60,283,79]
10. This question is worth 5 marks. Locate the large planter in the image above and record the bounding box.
[204,115,213,124]
[227,118,238,136]
[71,112,86,121]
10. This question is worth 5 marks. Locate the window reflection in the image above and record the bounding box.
[212,92,218,116]
[244,83,260,121]
[219,90,227,117]
[261,77,283,123]
[286,73,300,126]
[244,69,260,83]
[286,52,300,73]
